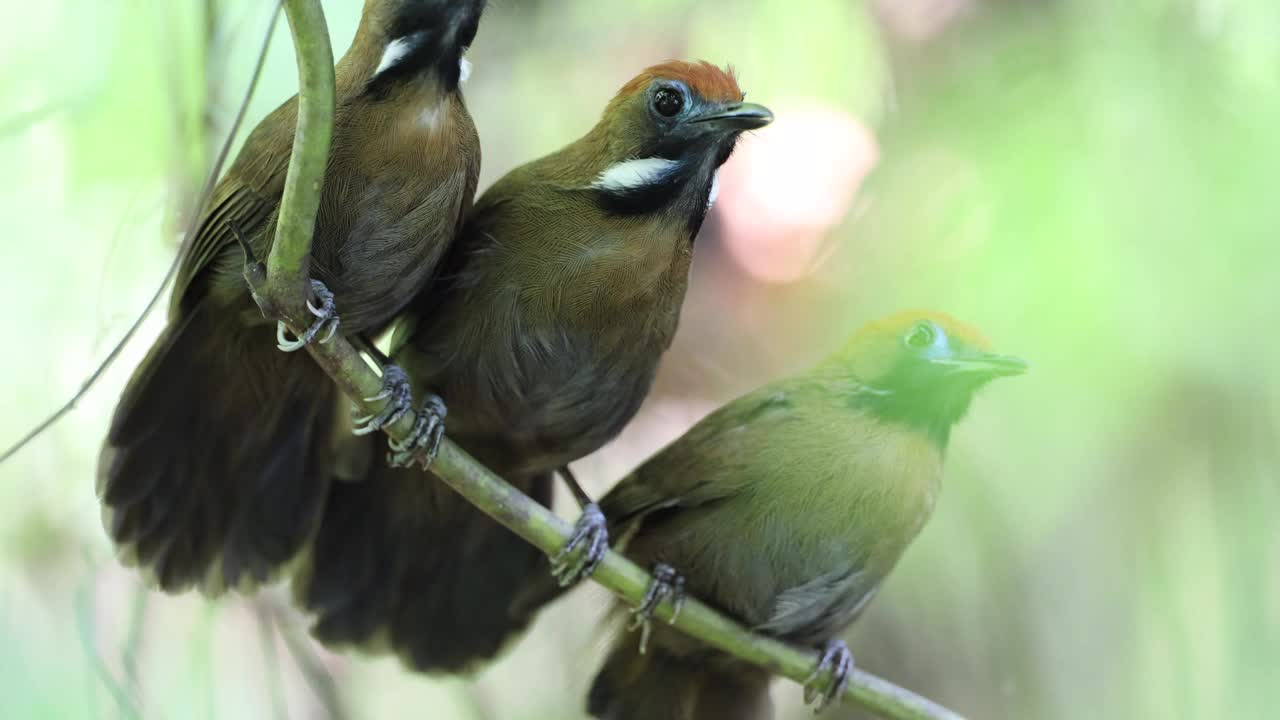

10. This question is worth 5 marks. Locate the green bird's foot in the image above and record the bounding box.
[628,563,686,654]
[802,639,854,713]
[352,364,413,436]
[386,394,447,469]
[550,503,608,587]
[276,279,340,352]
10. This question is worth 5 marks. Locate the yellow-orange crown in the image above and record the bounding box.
[851,310,991,351]
[838,310,994,381]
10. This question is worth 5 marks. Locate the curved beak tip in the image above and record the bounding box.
[933,353,1028,379]
[691,102,774,131]
[984,355,1029,377]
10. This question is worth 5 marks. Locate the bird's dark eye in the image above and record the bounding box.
[905,323,936,349]
[653,88,684,117]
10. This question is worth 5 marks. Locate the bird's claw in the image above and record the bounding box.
[386,394,447,469]
[802,639,854,713]
[352,365,413,436]
[550,503,608,587]
[276,279,339,352]
[628,563,685,654]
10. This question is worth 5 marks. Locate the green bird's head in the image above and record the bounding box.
[835,310,1028,446]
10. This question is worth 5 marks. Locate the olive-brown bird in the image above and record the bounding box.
[295,61,773,673]
[579,311,1026,720]
[97,0,484,594]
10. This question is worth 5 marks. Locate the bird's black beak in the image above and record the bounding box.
[688,102,774,132]
[931,351,1028,379]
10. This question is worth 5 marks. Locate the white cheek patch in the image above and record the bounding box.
[458,56,472,85]
[706,171,721,209]
[373,32,424,80]
[592,158,681,193]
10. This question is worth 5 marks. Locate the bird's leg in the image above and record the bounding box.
[351,363,414,436]
[549,466,609,587]
[228,220,340,349]
[802,639,854,712]
[276,278,341,352]
[628,562,686,654]
[386,394,448,469]
[350,335,414,434]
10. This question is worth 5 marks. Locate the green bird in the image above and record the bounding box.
[294,60,773,673]
[577,310,1026,720]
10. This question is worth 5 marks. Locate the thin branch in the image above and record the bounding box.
[0,0,283,466]
[251,600,291,720]
[262,599,349,720]
[74,573,142,720]
[120,584,150,703]
[263,3,964,719]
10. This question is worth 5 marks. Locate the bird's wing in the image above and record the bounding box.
[171,183,277,315]
[755,566,880,643]
[170,98,295,316]
[600,384,800,540]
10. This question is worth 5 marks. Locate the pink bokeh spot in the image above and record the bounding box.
[875,0,973,41]
[717,103,879,284]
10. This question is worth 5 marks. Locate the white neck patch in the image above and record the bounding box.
[373,32,425,79]
[592,158,681,193]
[706,171,721,209]
[458,57,472,85]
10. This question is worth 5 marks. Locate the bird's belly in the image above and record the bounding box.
[441,339,662,476]
[313,184,461,334]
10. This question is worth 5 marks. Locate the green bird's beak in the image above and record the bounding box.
[931,352,1028,379]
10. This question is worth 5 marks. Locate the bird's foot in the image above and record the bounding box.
[802,639,854,713]
[628,563,686,654]
[550,503,608,587]
[386,394,447,469]
[276,279,340,352]
[352,365,413,436]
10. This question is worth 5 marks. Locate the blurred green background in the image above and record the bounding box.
[1,0,1277,718]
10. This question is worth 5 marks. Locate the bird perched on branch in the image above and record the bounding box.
[296,60,773,674]
[578,311,1026,720]
[97,0,484,594]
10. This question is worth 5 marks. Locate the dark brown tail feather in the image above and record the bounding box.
[298,464,554,673]
[98,300,335,593]
[588,639,774,720]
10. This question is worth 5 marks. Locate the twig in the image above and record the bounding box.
[252,599,291,720]
[263,599,349,720]
[121,584,150,702]
[74,574,142,720]
[0,0,283,466]
[261,3,964,719]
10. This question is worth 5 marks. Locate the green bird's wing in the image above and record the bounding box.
[601,385,801,546]
[755,566,880,645]
[170,97,295,317]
